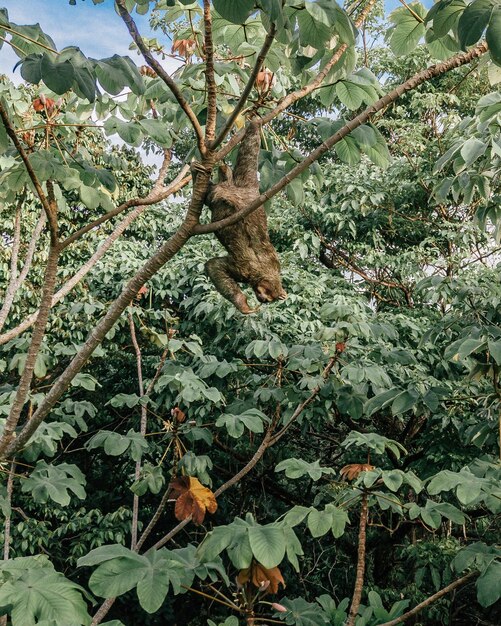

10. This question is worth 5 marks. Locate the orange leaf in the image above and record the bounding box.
[169,476,217,525]
[171,406,186,423]
[237,561,285,595]
[340,463,374,481]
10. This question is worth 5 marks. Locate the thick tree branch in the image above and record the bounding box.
[346,492,369,626]
[211,24,277,150]
[377,571,477,626]
[0,243,60,458]
[195,43,488,235]
[0,162,214,462]
[0,168,190,346]
[0,100,58,244]
[115,0,205,155]
[203,0,217,143]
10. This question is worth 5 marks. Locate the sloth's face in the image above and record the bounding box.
[254,280,287,303]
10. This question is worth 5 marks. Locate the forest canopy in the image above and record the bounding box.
[0,1,500,625]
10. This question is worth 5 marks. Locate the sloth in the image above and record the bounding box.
[201,121,287,314]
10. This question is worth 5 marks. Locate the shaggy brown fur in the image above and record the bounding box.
[202,121,287,314]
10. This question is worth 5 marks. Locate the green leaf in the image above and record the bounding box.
[139,119,172,147]
[460,137,487,165]
[382,470,404,492]
[307,508,333,538]
[248,526,286,568]
[476,561,501,607]
[22,461,86,506]
[388,3,427,56]
[486,6,501,65]
[0,569,91,626]
[391,389,419,415]
[277,597,329,625]
[275,458,334,481]
[458,0,495,48]
[488,338,501,364]
[328,505,349,538]
[427,0,467,36]
[19,53,43,83]
[213,0,255,24]
[40,54,75,93]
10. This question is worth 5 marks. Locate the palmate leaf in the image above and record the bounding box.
[388,2,427,56]
[0,570,91,626]
[457,0,495,48]
[21,461,86,506]
[79,545,184,613]
[213,0,255,24]
[277,597,329,625]
[248,526,286,569]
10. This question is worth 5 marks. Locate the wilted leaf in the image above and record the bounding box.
[169,476,217,525]
[237,561,285,594]
[340,463,374,481]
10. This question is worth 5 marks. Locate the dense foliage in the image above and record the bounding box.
[0,1,500,625]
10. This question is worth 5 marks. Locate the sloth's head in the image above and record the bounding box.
[254,279,287,304]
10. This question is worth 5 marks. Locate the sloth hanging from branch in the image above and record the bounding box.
[198,120,287,314]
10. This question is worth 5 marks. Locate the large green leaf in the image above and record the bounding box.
[248,526,286,568]
[21,461,86,506]
[486,5,501,65]
[388,2,427,56]
[426,0,467,36]
[40,54,75,93]
[476,561,501,607]
[213,0,255,24]
[0,570,91,626]
[458,0,495,47]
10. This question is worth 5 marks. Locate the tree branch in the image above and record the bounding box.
[114,0,205,156]
[194,43,488,235]
[0,100,58,245]
[0,242,60,458]
[346,491,369,626]
[129,309,146,550]
[203,0,217,143]
[0,168,190,346]
[0,209,46,333]
[377,571,477,626]
[0,163,214,462]
[210,24,277,150]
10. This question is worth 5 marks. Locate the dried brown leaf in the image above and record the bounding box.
[340,463,374,481]
[169,476,217,525]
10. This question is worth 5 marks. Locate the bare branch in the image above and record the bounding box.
[0,163,214,462]
[115,0,205,155]
[0,167,191,346]
[203,0,217,142]
[0,196,23,331]
[0,210,47,333]
[129,309,146,550]
[211,24,277,150]
[377,571,477,626]
[195,43,488,235]
[346,492,369,626]
[0,100,58,244]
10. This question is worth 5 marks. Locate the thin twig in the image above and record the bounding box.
[115,0,205,155]
[211,24,276,150]
[377,571,477,626]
